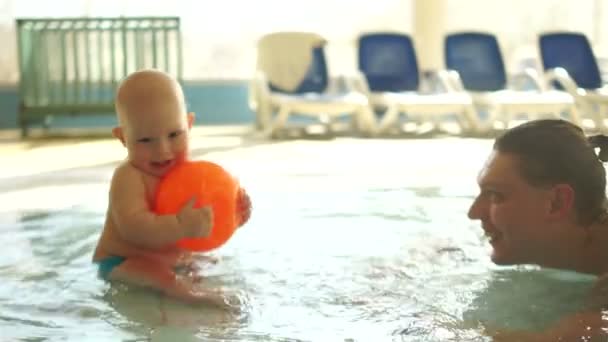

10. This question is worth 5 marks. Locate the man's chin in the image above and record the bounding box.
[490,252,517,266]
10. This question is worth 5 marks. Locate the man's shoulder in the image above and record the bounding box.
[583,274,608,310]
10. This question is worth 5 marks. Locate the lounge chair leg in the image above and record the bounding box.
[321,114,334,136]
[567,105,582,127]
[461,106,480,134]
[485,106,502,132]
[378,106,399,134]
[594,103,608,133]
[256,104,273,131]
[19,119,28,138]
[502,109,513,129]
[356,106,377,137]
[265,106,291,138]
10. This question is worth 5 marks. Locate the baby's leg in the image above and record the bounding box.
[108,257,229,308]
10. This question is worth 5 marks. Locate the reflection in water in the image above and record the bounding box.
[464,268,595,332]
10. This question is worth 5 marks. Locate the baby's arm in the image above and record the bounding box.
[110,164,212,248]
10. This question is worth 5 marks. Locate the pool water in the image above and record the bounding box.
[0,137,597,341]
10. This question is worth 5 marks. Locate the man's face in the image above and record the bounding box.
[468,151,555,265]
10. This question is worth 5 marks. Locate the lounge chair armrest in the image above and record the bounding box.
[344,71,371,95]
[508,67,546,91]
[441,69,466,92]
[248,71,273,129]
[325,72,371,96]
[248,71,271,110]
[326,76,346,94]
[543,67,583,96]
[434,69,465,92]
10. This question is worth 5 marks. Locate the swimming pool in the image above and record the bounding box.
[0,135,597,341]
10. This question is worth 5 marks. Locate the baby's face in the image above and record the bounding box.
[121,95,192,178]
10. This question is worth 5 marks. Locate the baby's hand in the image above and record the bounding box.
[177,197,213,238]
[236,188,252,227]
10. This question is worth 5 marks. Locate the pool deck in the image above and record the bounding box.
[0,124,497,200]
[0,125,260,180]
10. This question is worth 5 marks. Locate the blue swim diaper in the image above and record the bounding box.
[95,256,126,280]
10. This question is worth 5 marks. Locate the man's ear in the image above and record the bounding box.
[187,112,195,129]
[112,127,126,146]
[548,184,575,219]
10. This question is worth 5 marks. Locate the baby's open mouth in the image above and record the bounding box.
[151,160,173,168]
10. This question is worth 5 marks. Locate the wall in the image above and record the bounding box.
[0,81,252,129]
[1,0,607,129]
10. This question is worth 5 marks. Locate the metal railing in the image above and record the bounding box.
[16,16,183,136]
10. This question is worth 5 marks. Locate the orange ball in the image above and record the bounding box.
[154,160,240,251]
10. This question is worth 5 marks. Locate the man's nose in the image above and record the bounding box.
[468,196,482,220]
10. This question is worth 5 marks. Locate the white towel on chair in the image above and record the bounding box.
[256,32,326,92]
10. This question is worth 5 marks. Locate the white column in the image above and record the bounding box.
[413,0,446,72]
[593,0,602,48]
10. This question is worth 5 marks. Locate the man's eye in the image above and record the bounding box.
[485,190,504,202]
[169,131,182,139]
[137,138,152,143]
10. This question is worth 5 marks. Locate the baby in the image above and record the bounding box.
[92,69,251,305]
